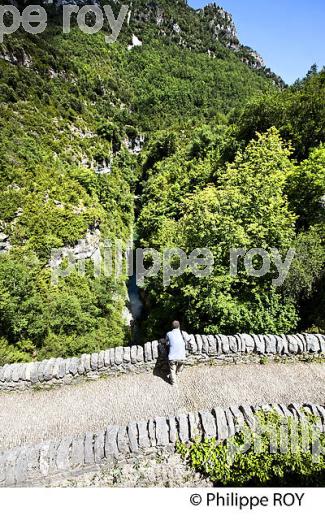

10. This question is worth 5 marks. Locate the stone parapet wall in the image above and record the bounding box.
[0,333,324,391]
[1,402,324,487]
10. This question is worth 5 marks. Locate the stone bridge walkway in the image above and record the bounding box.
[0,362,324,451]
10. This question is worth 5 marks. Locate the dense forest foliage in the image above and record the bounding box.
[0,1,324,362]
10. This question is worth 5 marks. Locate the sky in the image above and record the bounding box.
[188,0,324,84]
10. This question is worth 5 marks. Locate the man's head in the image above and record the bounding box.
[172,320,180,329]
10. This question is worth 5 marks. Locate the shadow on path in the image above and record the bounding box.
[153,340,170,384]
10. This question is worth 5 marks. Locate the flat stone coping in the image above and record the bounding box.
[0,333,324,391]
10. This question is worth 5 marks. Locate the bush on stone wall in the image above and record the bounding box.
[177,410,325,486]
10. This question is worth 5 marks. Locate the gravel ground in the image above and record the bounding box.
[0,362,324,450]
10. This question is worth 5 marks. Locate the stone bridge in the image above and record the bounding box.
[0,333,324,486]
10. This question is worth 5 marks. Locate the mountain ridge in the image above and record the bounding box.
[10,0,283,84]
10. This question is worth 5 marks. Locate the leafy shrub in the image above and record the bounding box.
[0,338,33,364]
[177,410,325,486]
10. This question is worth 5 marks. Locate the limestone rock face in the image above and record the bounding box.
[0,47,32,68]
[51,0,99,6]
[127,34,143,51]
[202,3,239,47]
[0,233,11,254]
[124,135,145,155]
[173,23,181,34]
[240,46,265,69]
[48,225,101,270]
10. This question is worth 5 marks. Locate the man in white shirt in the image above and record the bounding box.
[165,320,192,386]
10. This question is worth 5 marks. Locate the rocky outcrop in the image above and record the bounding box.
[48,225,101,270]
[127,34,143,50]
[124,134,145,155]
[93,158,112,174]
[0,233,11,254]
[0,47,32,68]
[240,46,265,69]
[0,333,324,392]
[201,3,239,47]
[52,0,99,6]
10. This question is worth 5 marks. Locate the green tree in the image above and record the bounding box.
[286,144,325,229]
[142,129,299,335]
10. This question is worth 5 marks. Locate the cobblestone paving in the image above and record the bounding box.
[0,362,324,450]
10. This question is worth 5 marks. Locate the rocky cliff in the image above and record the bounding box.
[38,0,276,79]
